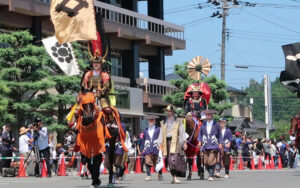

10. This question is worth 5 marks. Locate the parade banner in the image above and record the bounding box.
[280,42,300,96]
[50,0,97,43]
[42,36,80,76]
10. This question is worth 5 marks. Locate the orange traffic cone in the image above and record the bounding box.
[265,156,270,170]
[162,158,168,173]
[101,158,107,174]
[229,156,234,171]
[150,166,155,173]
[135,156,142,174]
[238,156,244,170]
[270,156,275,169]
[17,155,27,177]
[41,159,47,177]
[59,157,66,176]
[124,162,129,174]
[278,156,283,169]
[192,156,198,172]
[78,162,83,176]
[251,157,255,170]
[257,157,263,170]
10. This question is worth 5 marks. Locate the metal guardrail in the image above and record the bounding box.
[136,78,179,96]
[35,0,184,40]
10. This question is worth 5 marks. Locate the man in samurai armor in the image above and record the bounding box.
[184,84,208,119]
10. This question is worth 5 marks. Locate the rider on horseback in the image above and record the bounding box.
[184,84,208,119]
[79,31,114,124]
[184,83,210,180]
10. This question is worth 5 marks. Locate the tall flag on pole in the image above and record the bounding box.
[280,42,300,97]
[50,0,97,44]
[42,36,80,76]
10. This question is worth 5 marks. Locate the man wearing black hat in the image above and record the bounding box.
[158,105,187,184]
[215,118,232,179]
[197,110,222,181]
[142,115,161,181]
[0,123,15,175]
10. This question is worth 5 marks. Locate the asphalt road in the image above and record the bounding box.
[0,168,300,188]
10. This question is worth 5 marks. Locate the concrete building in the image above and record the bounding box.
[0,0,186,135]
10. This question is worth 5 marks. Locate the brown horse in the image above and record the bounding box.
[185,116,204,180]
[74,92,127,187]
[290,111,300,152]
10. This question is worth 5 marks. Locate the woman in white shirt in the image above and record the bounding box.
[19,127,32,157]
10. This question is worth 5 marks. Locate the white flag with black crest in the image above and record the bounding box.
[42,36,80,76]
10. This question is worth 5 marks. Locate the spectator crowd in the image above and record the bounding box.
[0,121,299,177]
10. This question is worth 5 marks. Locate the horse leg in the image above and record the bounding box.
[187,158,193,180]
[197,153,204,180]
[108,144,116,187]
[87,154,102,188]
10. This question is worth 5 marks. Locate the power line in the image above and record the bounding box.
[244,9,300,35]
[181,16,212,26]
[212,63,284,69]
[165,2,210,14]
[255,8,300,30]
[247,2,300,9]
[229,30,300,41]
[229,29,300,38]
[229,35,292,43]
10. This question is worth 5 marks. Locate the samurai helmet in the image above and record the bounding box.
[163,104,175,112]
[88,31,108,63]
[189,85,202,93]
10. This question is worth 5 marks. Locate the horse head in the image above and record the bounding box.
[79,92,98,126]
[185,116,199,141]
[290,110,300,136]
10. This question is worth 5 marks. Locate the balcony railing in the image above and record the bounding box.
[34,0,184,40]
[136,78,179,96]
[94,1,184,40]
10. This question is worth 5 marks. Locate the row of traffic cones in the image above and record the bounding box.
[18,155,67,177]
[17,155,48,177]
[231,155,283,170]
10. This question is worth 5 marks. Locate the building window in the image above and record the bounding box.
[115,89,130,109]
[229,97,235,103]
[110,56,122,77]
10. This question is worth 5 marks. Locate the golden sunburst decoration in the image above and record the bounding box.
[187,56,211,81]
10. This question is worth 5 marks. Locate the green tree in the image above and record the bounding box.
[270,120,290,139]
[163,62,232,115]
[0,80,11,125]
[0,31,55,127]
[242,77,300,139]
[244,78,300,122]
[243,79,265,122]
[41,42,88,132]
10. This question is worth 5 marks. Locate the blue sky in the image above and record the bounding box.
[138,0,300,90]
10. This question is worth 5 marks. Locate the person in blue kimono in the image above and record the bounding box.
[215,118,232,179]
[142,115,162,181]
[112,123,127,183]
[197,109,222,181]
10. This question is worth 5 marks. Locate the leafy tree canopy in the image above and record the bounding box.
[163,62,232,115]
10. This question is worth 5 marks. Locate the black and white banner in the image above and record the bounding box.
[280,42,300,96]
[42,36,80,76]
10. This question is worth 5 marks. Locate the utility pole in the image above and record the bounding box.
[221,0,228,81]
[264,75,272,139]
